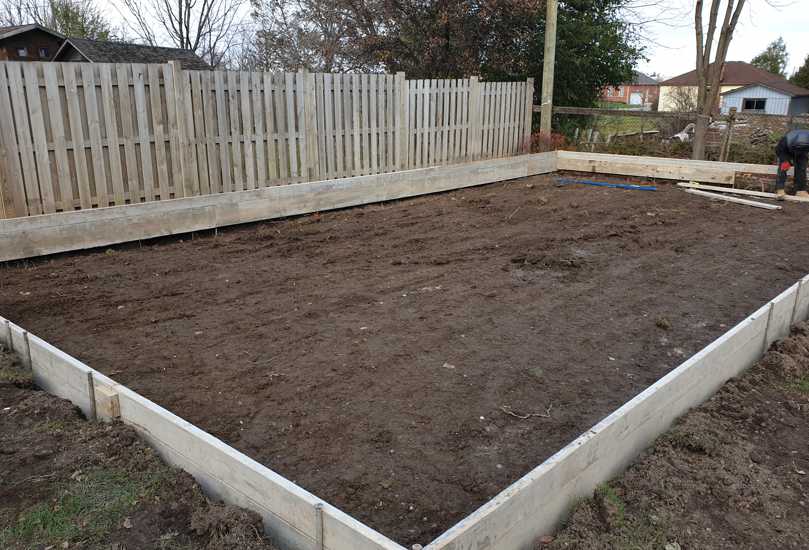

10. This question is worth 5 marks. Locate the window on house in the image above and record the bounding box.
[16,47,28,57]
[39,47,49,58]
[742,98,767,112]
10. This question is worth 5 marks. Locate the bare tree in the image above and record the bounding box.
[117,0,246,67]
[0,0,115,39]
[248,0,373,72]
[668,85,698,112]
[692,0,745,160]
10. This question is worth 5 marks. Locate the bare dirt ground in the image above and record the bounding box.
[0,345,279,550]
[544,323,809,550]
[2,172,809,545]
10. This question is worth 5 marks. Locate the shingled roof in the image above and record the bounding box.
[630,72,658,86]
[660,61,809,97]
[0,24,63,41]
[53,37,210,69]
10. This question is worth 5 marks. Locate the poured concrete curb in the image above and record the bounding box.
[0,317,406,550]
[425,275,809,550]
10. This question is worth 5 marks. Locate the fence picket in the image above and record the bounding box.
[0,64,27,216]
[0,62,531,218]
[43,63,74,210]
[131,64,155,202]
[149,64,172,199]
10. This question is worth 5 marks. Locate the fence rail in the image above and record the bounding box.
[0,61,533,219]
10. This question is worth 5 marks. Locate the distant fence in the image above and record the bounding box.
[0,61,533,219]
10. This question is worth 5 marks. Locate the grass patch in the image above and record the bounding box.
[33,420,68,434]
[789,377,809,394]
[596,484,626,526]
[0,364,31,385]
[0,467,168,549]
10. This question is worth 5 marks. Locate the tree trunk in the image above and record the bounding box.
[692,114,709,160]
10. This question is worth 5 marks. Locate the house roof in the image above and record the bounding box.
[660,61,809,97]
[53,37,210,69]
[0,24,64,41]
[630,71,658,86]
[720,82,809,98]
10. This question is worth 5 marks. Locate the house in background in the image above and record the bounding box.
[659,61,809,115]
[719,82,809,116]
[601,72,660,107]
[53,37,210,69]
[0,24,63,61]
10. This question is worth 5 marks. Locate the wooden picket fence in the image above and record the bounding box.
[0,61,533,219]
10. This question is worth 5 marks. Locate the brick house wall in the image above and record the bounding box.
[601,84,660,106]
[0,29,62,61]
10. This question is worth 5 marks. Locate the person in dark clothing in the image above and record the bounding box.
[775,129,809,200]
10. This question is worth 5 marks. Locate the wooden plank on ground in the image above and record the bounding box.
[684,188,781,210]
[676,181,809,203]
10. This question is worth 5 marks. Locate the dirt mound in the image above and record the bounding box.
[543,324,809,550]
[0,345,277,550]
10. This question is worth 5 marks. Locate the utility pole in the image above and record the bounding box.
[539,0,558,137]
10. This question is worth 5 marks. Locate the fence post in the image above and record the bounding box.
[468,76,483,160]
[168,61,195,197]
[395,72,408,171]
[302,70,319,182]
[523,77,535,153]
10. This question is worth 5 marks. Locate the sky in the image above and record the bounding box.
[634,0,809,80]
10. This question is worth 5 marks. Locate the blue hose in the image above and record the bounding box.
[555,177,657,191]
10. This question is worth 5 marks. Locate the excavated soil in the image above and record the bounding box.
[0,345,279,550]
[545,323,809,550]
[2,172,809,545]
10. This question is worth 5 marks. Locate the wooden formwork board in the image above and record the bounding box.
[4,276,807,550]
[2,149,801,550]
[556,151,779,185]
[425,277,807,550]
[0,153,557,262]
[0,315,406,550]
